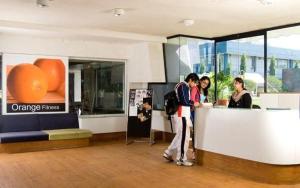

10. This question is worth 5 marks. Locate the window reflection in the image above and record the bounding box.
[267,26,300,93]
[69,60,125,115]
[216,36,265,106]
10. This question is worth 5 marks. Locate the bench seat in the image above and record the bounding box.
[0,113,93,152]
[0,131,48,143]
[43,129,92,140]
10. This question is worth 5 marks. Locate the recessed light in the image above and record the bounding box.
[183,19,194,26]
[36,0,53,8]
[258,0,273,5]
[113,8,125,16]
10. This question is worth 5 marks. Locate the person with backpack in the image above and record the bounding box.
[163,73,199,166]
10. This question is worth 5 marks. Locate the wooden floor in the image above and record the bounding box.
[0,141,299,188]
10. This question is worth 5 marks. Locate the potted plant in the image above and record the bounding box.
[216,72,233,106]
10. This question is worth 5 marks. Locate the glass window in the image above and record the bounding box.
[148,83,176,111]
[267,26,300,92]
[164,37,215,101]
[179,37,215,101]
[69,59,125,115]
[164,37,180,83]
[216,36,265,106]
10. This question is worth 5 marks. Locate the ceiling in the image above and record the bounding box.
[0,0,299,39]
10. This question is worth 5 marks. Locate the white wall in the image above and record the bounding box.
[127,42,165,83]
[151,110,173,133]
[78,116,127,133]
[0,33,166,134]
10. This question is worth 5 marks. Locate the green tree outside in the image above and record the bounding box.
[267,76,282,92]
[294,61,299,69]
[240,54,247,75]
[200,63,206,74]
[269,56,276,76]
[217,54,222,72]
[225,62,231,75]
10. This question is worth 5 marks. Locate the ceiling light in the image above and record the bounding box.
[36,0,50,8]
[113,8,125,16]
[183,19,194,26]
[258,0,273,5]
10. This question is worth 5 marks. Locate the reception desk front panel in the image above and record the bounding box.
[194,108,300,165]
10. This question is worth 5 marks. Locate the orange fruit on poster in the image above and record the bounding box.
[57,82,65,97]
[34,58,65,91]
[6,65,14,98]
[7,63,48,103]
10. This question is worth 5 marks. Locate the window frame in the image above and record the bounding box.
[165,22,300,101]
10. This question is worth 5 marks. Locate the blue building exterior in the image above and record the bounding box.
[193,41,300,79]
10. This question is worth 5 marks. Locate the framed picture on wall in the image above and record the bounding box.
[2,53,69,114]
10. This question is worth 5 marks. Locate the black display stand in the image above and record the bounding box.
[126,89,154,145]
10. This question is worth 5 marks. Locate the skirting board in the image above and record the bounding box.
[0,131,172,153]
[196,149,300,184]
[0,132,127,153]
[91,132,126,142]
[0,138,90,153]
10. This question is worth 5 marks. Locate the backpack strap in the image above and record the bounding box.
[174,82,183,102]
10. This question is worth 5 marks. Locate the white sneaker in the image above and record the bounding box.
[176,160,193,167]
[163,152,174,162]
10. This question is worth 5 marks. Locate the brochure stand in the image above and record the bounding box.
[126,89,154,145]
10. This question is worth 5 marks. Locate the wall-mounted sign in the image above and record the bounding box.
[2,53,68,114]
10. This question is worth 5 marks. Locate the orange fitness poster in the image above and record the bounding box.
[3,54,68,114]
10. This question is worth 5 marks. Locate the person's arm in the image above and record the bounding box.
[241,93,252,108]
[190,87,197,103]
[191,87,200,107]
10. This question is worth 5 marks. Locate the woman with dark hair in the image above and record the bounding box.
[228,77,252,108]
[191,76,211,113]
[190,76,211,159]
[197,76,211,103]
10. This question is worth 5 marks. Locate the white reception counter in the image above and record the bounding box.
[194,107,300,165]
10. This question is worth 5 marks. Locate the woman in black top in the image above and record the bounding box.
[228,77,252,108]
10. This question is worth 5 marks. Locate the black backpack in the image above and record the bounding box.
[164,90,179,116]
